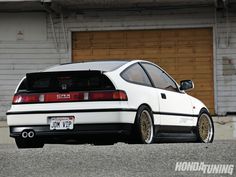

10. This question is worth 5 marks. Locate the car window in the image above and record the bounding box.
[18,71,115,93]
[141,63,178,92]
[17,78,27,92]
[121,63,152,86]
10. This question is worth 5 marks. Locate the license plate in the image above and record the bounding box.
[50,117,74,130]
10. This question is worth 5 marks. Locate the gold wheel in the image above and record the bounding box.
[140,110,153,144]
[198,113,213,143]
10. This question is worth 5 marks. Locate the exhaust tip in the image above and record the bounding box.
[22,131,28,139]
[28,131,35,138]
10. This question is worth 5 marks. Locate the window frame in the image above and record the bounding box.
[120,63,153,87]
[140,62,182,93]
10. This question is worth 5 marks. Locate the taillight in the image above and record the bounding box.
[89,90,127,101]
[112,90,128,101]
[13,94,41,104]
[12,90,128,104]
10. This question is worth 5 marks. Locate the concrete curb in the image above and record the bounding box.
[213,116,236,140]
[0,121,14,144]
[0,116,236,144]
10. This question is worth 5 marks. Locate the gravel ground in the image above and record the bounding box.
[0,140,235,177]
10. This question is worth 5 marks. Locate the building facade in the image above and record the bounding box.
[0,0,236,120]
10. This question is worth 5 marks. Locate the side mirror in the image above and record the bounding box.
[180,80,194,91]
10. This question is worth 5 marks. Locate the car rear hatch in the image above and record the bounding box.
[9,71,127,112]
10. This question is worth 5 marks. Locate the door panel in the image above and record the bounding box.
[158,90,195,126]
[140,62,195,127]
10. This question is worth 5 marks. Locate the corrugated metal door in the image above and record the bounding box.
[72,28,214,113]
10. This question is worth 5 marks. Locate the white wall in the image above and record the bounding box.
[0,12,62,120]
[215,10,236,114]
[0,13,47,41]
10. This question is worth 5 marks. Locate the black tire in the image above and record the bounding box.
[196,109,214,143]
[15,138,44,149]
[134,105,154,144]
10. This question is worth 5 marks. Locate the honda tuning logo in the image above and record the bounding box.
[175,162,234,175]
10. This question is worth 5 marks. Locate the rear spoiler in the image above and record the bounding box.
[26,70,102,78]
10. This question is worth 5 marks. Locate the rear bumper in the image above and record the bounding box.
[9,123,133,138]
[7,110,136,126]
[7,109,136,143]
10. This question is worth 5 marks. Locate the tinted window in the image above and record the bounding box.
[17,78,27,92]
[142,63,178,92]
[121,64,152,86]
[18,71,115,93]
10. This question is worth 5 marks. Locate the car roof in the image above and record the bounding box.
[45,60,129,72]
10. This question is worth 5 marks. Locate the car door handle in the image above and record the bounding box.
[161,93,166,99]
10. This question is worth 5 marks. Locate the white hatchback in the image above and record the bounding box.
[7,60,214,148]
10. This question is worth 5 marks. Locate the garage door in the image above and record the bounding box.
[72,28,214,113]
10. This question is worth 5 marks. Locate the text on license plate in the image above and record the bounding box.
[50,116,74,130]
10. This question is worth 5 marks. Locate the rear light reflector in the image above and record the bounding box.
[12,90,128,104]
[112,90,128,100]
[13,94,40,104]
[89,90,127,101]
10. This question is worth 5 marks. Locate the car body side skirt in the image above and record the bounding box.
[154,125,197,142]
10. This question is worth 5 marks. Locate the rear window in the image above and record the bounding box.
[18,71,115,93]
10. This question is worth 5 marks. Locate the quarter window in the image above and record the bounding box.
[121,63,152,86]
[142,63,178,92]
[17,78,27,92]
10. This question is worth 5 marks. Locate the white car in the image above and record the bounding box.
[7,60,214,148]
